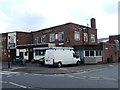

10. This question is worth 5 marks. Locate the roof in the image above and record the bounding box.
[98,38,109,43]
[31,22,96,33]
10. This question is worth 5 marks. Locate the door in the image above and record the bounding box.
[28,48,33,61]
[19,52,23,59]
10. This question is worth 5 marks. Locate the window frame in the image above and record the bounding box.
[74,31,80,41]
[58,32,64,41]
[41,35,46,43]
[91,34,95,42]
[84,33,88,42]
[50,33,55,42]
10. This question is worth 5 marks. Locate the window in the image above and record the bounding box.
[85,51,89,56]
[91,34,95,42]
[50,33,55,42]
[41,35,46,43]
[84,33,88,42]
[90,51,94,56]
[25,52,27,56]
[58,32,64,41]
[34,37,39,44]
[35,50,39,56]
[55,34,58,40]
[35,50,46,56]
[96,51,102,56]
[74,31,80,41]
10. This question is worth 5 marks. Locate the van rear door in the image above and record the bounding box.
[45,50,54,65]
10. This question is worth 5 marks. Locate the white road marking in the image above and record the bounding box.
[32,73,42,76]
[59,68,68,70]
[9,82,27,88]
[103,77,117,81]
[89,77,100,80]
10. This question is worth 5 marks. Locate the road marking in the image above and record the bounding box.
[90,76,100,80]
[103,77,117,81]
[59,68,68,70]
[9,82,27,88]
[32,73,42,76]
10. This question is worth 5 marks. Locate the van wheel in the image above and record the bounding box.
[57,62,62,68]
[76,61,80,66]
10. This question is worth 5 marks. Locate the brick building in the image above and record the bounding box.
[1,18,102,64]
[1,18,119,64]
[32,18,97,47]
[102,35,120,63]
[0,33,8,61]
[0,31,33,61]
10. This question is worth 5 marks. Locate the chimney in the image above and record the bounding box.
[91,18,96,29]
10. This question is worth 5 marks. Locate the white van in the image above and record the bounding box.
[45,47,81,68]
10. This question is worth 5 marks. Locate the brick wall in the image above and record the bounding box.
[103,44,119,63]
[32,23,98,47]
[16,32,33,45]
[1,33,8,61]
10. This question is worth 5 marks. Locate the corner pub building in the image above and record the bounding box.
[1,18,118,64]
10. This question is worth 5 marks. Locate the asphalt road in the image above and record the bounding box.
[1,63,119,89]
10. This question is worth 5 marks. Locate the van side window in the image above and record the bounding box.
[73,53,79,58]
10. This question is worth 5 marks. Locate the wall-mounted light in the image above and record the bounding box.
[105,48,108,50]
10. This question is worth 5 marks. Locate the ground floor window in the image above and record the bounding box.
[84,50,102,57]
[35,50,46,56]
[85,51,89,56]
[96,51,102,56]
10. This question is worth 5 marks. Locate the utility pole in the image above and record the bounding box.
[8,34,11,68]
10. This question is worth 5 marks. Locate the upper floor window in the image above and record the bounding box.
[50,33,55,42]
[84,33,88,42]
[41,35,46,43]
[34,37,39,44]
[74,31,80,41]
[91,34,95,42]
[58,32,64,41]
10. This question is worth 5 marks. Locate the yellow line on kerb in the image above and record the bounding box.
[54,68,105,75]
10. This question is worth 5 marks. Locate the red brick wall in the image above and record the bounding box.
[32,23,98,47]
[103,44,118,63]
[16,32,33,45]
[109,35,120,44]
[1,33,8,61]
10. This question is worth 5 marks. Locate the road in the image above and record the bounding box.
[1,63,119,89]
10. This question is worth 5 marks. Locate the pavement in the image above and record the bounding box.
[1,61,119,74]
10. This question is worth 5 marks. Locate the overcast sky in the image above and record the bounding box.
[0,0,118,38]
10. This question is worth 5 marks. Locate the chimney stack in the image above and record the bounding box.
[91,18,96,29]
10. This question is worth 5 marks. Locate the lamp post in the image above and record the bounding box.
[8,34,11,68]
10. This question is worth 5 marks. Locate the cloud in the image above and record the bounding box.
[0,0,118,38]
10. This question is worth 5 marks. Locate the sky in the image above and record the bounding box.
[0,0,118,38]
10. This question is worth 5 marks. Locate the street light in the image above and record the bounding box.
[8,34,11,68]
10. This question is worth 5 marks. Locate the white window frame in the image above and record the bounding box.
[84,33,88,42]
[84,50,102,57]
[58,32,64,41]
[41,35,46,43]
[91,34,95,42]
[34,37,39,44]
[96,50,102,56]
[50,33,55,42]
[74,31,80,41]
